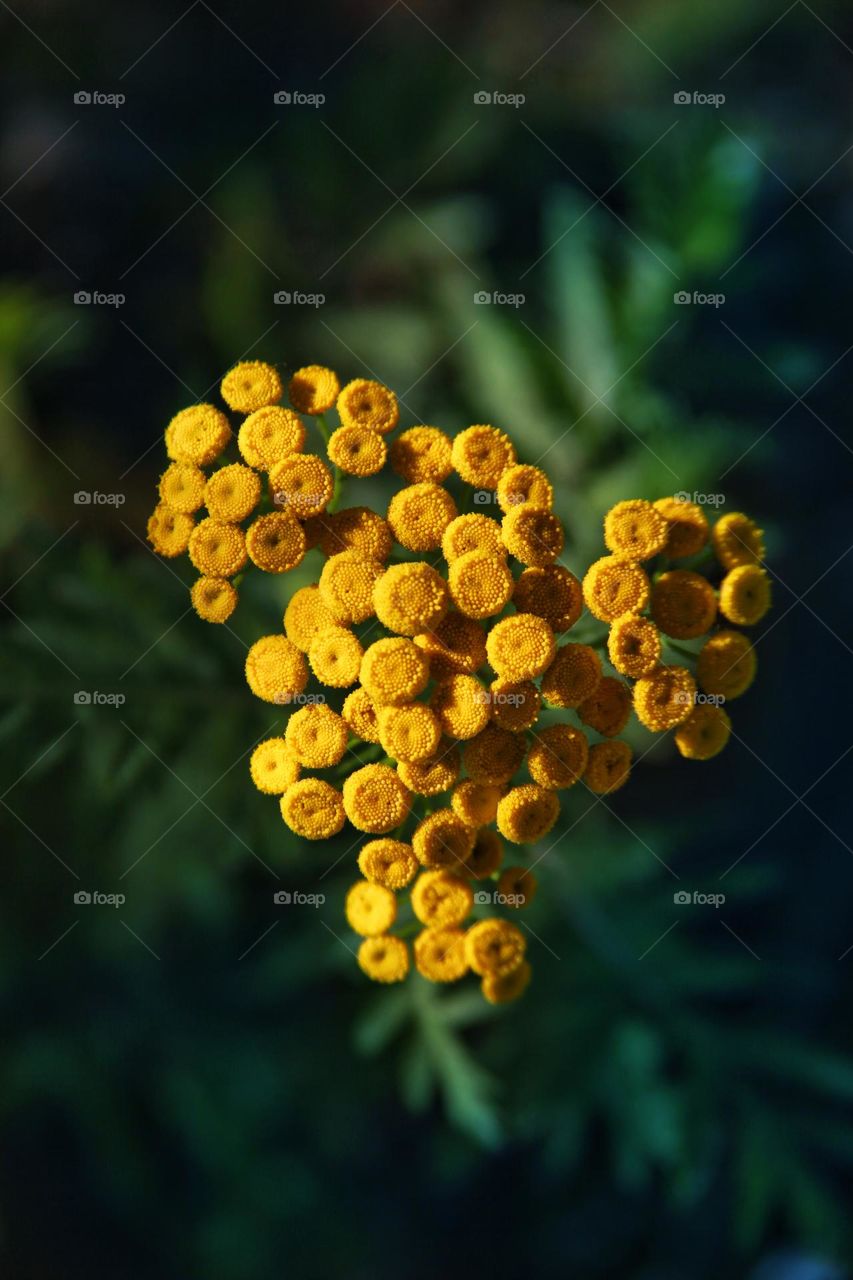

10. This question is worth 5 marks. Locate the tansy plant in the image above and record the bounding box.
[147,358,771,1006]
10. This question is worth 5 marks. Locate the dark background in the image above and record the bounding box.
[1,1,852,1277]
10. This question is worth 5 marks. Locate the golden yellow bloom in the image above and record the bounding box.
[358,935,409,983]
[462,724,526,785]
[583,556,649,622]
[696,630,756,700]
[191,576,238,624]
[496,783,560,844]
[337,378,399,435]
[318,551,384,624]
[377,702,441,763]
[482,960,532,1004]
[497,865,537,908]
[430,674,491,740]
[465,918,526,977]
[719,564,771,626]
[463,828,504,878]
[360,637,430,706]
[165,404,231,465]
[245,512,306,573]
[387,482,457,552]
[327,425,387,477]
[496,464,553,514]
[397,742,460,796]
[654,496,709,559]
[414,927,468,982]
[342,763,411,834]
[342,686,381,743]
[238,406,305,469]
[675,704,732,760]
[373,561,448,635]
[651,570,717,639]
[357,838,418,890]
[489,679,541,731]
[389,425,453,484]
[414,612,487,678]
[577,676,632,738]
[712,512,765,570]
[269,454,333,518]
[513,565,582,634]
[412,809,476,869]
[486,613,555,681]
[147,504,194,557]
[220,360,282,414]
[528,723,589,789]
[448,552,514,620]
[279,778,345,839]
[501,504,564,566]
[607,615,661,678]
[633,665,696,731]
[284,585,337,653]
[308,625,364,688]
[451,425,516,488]
[604,499,668,561]
[203,464,261,522]
[411,870,473,928]
[288,364,339,415]
[319,506,392,561]
[441,513,504,562]
[188,518,247,577]
[245,634,308,704]
[584,740,632,793]
[159,462,206,514]
[345,880,397,936]
[451,779,502,827]
[284,704,348,768]
[540,643,602,708]
[249,738,301,795]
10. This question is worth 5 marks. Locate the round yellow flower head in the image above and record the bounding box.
[204,464,261,523]
[497,464,554,514]
[327,425,387,477]
[319,506,393,561]
[414,927,469,982]
[165,404,231,465]
[377,702,442,763]
[719,564,771,626]
[342,763,412,834]
[583,556,649,622]
[463,828,504,879]
[360,637,430,707]
[308,626,364,688]
[607,615,662,678]
[269,454,333,518]
[501,504,564,566]
[604,499,668,561]
[448,552,514,620]
[288,364,340,415]
[188,519,247,577]
[451,425,516,488]
[245,512,306,574]
[337,378,399,435]
[482,960,532,1005]
[540,643,602,709]
[578,676,632,738]
[513,564,583,634]
[584,740,632,794]
[357,838,418,890]
[489,679,541,731]
[465,918,526,978]
[284,585,337,653]
[345,880,397,936]
[696,630,756,700]
[220,361,282,414]
[387,482,457,552]
[675,704,732,760]
[159,462,206,514]
[191,576,238,624]
[279,777,345,839]
[712,512,765,570]
[486,613,556,682]
[397,742,460,796]
[147,505,194,557]
[358,935,409,983]
[412,809,476,869]
[374,561,449,635]
[633,665,696,731]
[342,686,381,744]
[389,425,453,484]
[249,738,300,795]
[497,865,537,908]
[451,779,502,827]
[238,406,305,469]
[462,724,526,786]
[528,723,589,789]
[414,612,487,678]
[496,783,560,844]
[411,870,474,928]
[654,496,709,559]
[651,570,718,640]
[285,703,349,768]
[245,634,308,704]
[441,513,504,562]
[430,674,491,740]
[318,552,384,624]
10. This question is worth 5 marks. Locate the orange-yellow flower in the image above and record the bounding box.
[583,556,649,622]
[696,631,756,700]
[337,378,399,435]
[358,935,409,983]
[397,742,460,796]
[607,615,661,678]
[345,880,397,936]
[465,918,526,977]
[238,406,305,469]
[389,425,453,483]
[501,504,564,566]
[245,634,308,704]
[486,613,556,681]
[342,686,381,744]
[288,364,339,415]
[279,777,345,839]
[463,828,504,878]
[462,724,526,785]
[204,463,261,522]
[411,870,473,928]
[447,551,514,620]
[414,927,468,982]
[318,551,384,624]
[482,960,532,1004]
[496,783,560,844]
[651,570,717,639]
[412,809,476,868]
[451,779,502,827]
[220,360,282,414]
[188,518,247,577]
[269,454,333,518]
[159,462,206,514]
[712,512,765,570]
[674,704,732,760]
[360,636,430,706]
[528,723,589,789]
[577,676,632,738]
[496,464,553,513]
[441,513,504,562]
[165,404,231,465]
[654,496,709,559]
[245,512,306,573]
[512,565,583,634]
[496,865,537,908]
[633,665,696,731]
[284,585,337,652]
[540,643,602,708]
[191,576,238,624]
[319,506,392,561]
[357,838,418,889]
[430,674,491,740]
[342,763,411,834]
[387,482,457,552]
[719,565,771,626]
[451,424,516,488]
[284,703,349,768]
[249,738,300,795]
[147,505,194,557]
[584,740,632,793]
[489,679,541,731]
[308,626,364,688]
[414,612,487,678]
[604,499,668,561]
[327,425,387,477]
[373,561,448,635]
[377,702,442,763]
